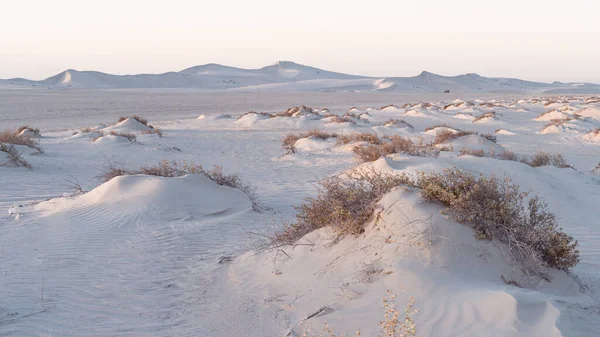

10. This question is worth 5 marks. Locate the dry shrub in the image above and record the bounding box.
[498,150,518,161]
[16,125,41,137]
[80,127,94,133]
[109,131,137,143]
[119,115,149,126]
[473,111,497,122]
[0,143,31,168]
[525,151,570,168]
[353,136,438,163]
[336,133,382,146]
[379,104,398,110]
[383,119,414,129]
[543,118,572,128]
[237,111,274,119]
[274,169,411,244]
[424,124,452,132]
[0,130,43,152]
[418,168,579,276]
[433,129,475,145]
[276,106,317,118]
[327,115,356,125]
[458,148,486,157]
[101,160,257,206]
[481,133,497,143]
[141,128,163,137]
[282,129,337,154]
[594,163,600,173]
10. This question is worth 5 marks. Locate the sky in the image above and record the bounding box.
[1,0,599,83]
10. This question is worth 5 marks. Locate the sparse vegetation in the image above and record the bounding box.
[383,119,414,129]
[100,160,257,207]
[272,168,579,277]
[141,128,163,137]
[0,130,43,152]
[326,115,356,125]
[379,104,398,110]
[458,148,486,157]
[80,127,94,133]
[273,169,411,244]
[17,125,41,137]
[302,291,418,337]
[424,124,452,132]
[418,168,579,275]
[524,151,571,168]
[336,133,382,146]
[353,136,438,163]
[432,130,476,145]
[118,115,149,126]
[282,129,338,154]
[473,111,497,123]
[0,143,31,168]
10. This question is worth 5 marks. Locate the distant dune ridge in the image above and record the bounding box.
[2,60,600,93]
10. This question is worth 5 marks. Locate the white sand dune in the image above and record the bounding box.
[1,93,600,337]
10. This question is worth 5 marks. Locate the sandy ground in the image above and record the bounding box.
[0,93,599,336]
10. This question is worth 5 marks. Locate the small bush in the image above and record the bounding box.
[417,168,579,275]
[480,133,497,143]
[326,115,356,125]
[594,163,600,173]
[141,128,163,137]
[80,127,94,133]
[282,129,337,154]
[336,133,382,146]
[497,150,518,161]
[274,169,411,244]
[353,136,438,163]
[433,129,476,145]
[118,115,149,126]
[424,124,451,132]
[458,148,486,157]
[16,125,41,137]
[379,104,398,110]
[473,111,497,122]
[0,130,43,152]
[109,131,137,143]
[543,118,572,129]
[0,143,31,168]
[383,119,414,129]
[526,151,570,168]
[275,106,317,118]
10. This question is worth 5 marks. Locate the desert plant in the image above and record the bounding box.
[273,169,411,245]
[16,125,41,137]
[108,131,137,143]
[336,133,382,146]
[424,124,452,132]
[0,143,31,168]
[524,151,571,168]
[282,129,338,154]
[383,119,414,129]
[327,115,356,125]
[497,150,518,161]
[141,128,163,137]
[594,163,600,173]
[118,115,149,126]
[379,104,398,110]
[458,148,486,157]
[353,136,438,163]
[417,168,579,275]
[432,130,476,145]
[100,160,258,207]
[473,111,497,123]
[0,130,43,152]
[80,127,94,133]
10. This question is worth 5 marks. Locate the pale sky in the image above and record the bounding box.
[1,0,599,82]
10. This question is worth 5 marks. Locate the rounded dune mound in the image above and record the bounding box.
[37,174,252,221]
[534,110,570,121]
[103,117,152,133]
[577,107,600,119]
[424,126,458,136]
[234,112,271,127]
[583,129,600,142]
[92,134,133,144]
[442,134,506,153]
[495,129,517,135]
[294,136,336,152]
[453,113,476,121]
